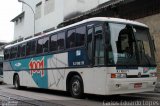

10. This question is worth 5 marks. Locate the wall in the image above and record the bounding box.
[64,0,109,20]
[14,0,38,40]
[14,0,64,40]
[35,0,64,34]
[14,0,110,40]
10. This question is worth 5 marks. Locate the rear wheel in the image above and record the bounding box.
[70,75,83,98]
[14,75,21,89]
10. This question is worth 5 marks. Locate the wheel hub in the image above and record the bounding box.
[72,80,80,95]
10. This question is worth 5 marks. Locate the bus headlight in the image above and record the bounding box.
[150,72,157,77]
[111,73,127,78]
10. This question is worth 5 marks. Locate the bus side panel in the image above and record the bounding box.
[82,67,107,95]
[19,71,38,87]
[47,53,68,91]
[3,61,15,84]
[9,56,51,89]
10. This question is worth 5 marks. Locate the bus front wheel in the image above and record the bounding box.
[70,75,83,98]
[14,75,21,89]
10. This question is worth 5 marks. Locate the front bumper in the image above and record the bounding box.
[107,77,157,95]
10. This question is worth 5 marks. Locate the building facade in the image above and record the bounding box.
[12,0,109,40]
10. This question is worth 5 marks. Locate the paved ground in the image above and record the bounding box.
[0,84,160,106]
[155,79,160,92]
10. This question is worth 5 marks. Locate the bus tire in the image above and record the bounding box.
[14,75,21,89]
[70,75,83,98]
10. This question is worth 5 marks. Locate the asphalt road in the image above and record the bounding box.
[0,84,160,106]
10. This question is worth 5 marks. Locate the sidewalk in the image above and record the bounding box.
[155,79,160,92]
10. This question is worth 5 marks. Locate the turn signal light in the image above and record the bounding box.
[111,74,116,78]
[111,73,127,78]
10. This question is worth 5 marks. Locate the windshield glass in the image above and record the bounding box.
[108,23,156,66]
[134,26,156,66]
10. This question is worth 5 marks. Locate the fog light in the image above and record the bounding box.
[111,73,127,78]
[153,82,156,85]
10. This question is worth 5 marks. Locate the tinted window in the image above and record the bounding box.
[17,45,21,57]
[37,37,49,54]
[95,26,102,34]
[57,32,65,50]
[26,40,36,56]
[43,37,49,53]
[76,26,86,46]
[67,29,76,48]
[37,38,43,54]
[4,49,10,60]
[21,43,26,57]
[67,26,86,49]
[50,34,57,51]
[17,43,26,57]
[10,47,18,59]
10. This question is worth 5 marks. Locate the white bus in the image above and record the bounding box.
[3,17,157,98]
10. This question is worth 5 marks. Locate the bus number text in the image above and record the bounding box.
[29,57,45,77]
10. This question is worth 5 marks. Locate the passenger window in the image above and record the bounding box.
[21,43,26,57]
[17,45,21,57]
[76,26,86,46]
[67,29,76,48]
[18,43,26,57]
[67,27,86,48]
[50,34,58,51]
[26,40,36,56]
[57,32,65,50]
[4,49,10,60]
[10,47,18,59]
[37,38,43,54]
[43,37,49,53]
[37,37,49,54]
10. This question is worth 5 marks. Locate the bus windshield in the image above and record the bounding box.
[108,23,156,66]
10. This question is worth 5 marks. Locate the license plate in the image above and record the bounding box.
[134,83,142,88]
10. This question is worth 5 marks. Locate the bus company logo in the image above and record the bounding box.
[143,67,149,73]
[29,57,45,77]
[15,62,21,67]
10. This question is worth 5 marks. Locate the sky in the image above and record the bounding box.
[0,0,22,42]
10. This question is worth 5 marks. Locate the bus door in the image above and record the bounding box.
[93,25,105,66]
[87,24,105,66]
[86,24,105,93]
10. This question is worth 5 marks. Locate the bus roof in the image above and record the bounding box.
[5,17,148,49]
